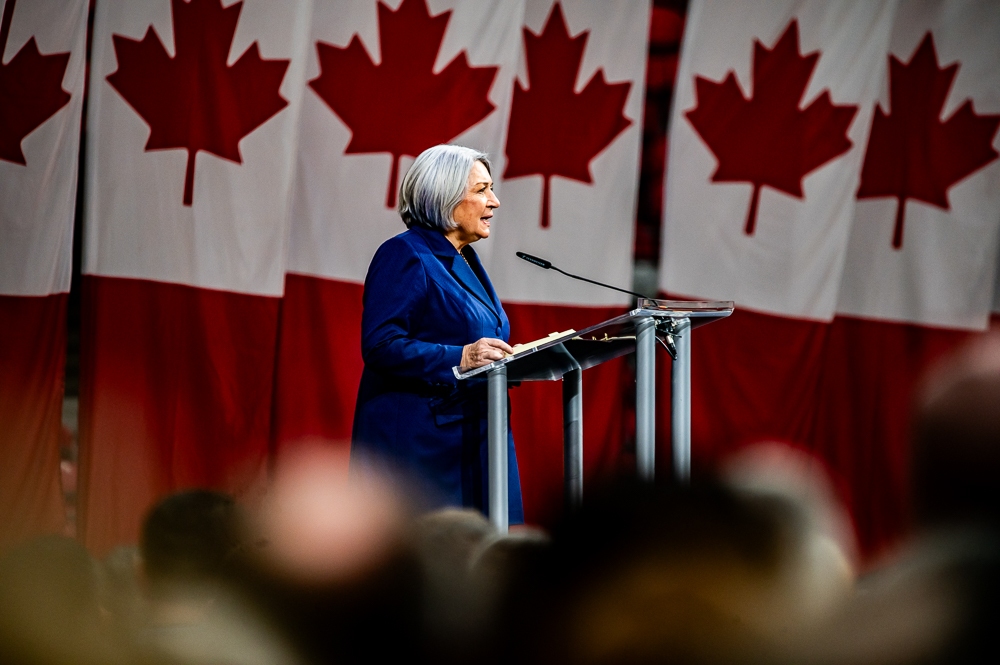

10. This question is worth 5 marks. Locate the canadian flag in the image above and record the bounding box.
[660,0,1000,556]
[79,0,312,553]
[837,2,1000,329]
[0,0,87,548]
[273,0,649,525]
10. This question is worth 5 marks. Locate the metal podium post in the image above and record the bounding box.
[671,318,691,482]
[563,367,583,510]
[635,316,656,482]
[487,365,508,533]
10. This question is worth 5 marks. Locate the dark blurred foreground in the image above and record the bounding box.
[5,334,1000,665]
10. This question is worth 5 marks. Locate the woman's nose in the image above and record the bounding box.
[488,189,500,208]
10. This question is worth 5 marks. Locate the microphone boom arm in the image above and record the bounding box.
[516,250,649,300]
[515,250,680,360]
[549,266,648,301]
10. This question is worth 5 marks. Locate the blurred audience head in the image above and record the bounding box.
[408,508,497,661]
[236,442,421,665]
[506,464,856,665]
[140,488,246,600]
[411,507,495,568]
[913,333,1000,530]
[254,443,408,585]
[470,526,551,609]
[721,442,858,589]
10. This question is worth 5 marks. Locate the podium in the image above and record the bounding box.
[454,298,734,531]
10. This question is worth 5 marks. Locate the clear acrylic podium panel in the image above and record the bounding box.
[454,299,734,382]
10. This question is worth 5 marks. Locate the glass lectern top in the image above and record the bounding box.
[454,299,734,382]
[636,298,735,315]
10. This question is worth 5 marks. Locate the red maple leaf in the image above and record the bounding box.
[857,33,1000,250]
[503,3,632,229]
[309,0,498,208]
[685,20,858,235]
[0,0,71,165]
[106,0,290,206]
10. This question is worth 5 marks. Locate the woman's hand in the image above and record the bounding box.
[460,338,514,371]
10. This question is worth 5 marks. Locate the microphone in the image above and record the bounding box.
[515,251,551,269]
[515,251,649,300]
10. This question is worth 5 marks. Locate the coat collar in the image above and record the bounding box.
[410,226,502,321]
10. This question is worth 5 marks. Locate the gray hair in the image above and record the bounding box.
[398,144,492,232]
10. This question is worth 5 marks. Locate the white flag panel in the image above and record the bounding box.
[835,0,1000,330]
[84,0,313,296]
[0,0,88,296]
[660,0,895,320]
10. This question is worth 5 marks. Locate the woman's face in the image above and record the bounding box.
[447,161,499,249]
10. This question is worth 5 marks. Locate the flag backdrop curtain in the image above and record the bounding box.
[79,0,313,554]
[0,0,88,549]
[68,0,1000,552]
[659,0,1000,556]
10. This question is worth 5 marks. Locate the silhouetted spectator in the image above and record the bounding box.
[135,489,298,664]
[502,474,855,665]
[409,508,496,661]
[912,334,1000,530]
[140,489,246,598]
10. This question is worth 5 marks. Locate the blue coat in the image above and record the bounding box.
[351,226,524,523]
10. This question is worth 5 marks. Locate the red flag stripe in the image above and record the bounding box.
[78,276,280,555]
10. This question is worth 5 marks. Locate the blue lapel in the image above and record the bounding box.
[462,245,504,322]
[412,227,501,323]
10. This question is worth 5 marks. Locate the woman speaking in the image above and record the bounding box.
[351,144,524,524]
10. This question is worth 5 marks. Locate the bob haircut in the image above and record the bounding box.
[398,144,492,232]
